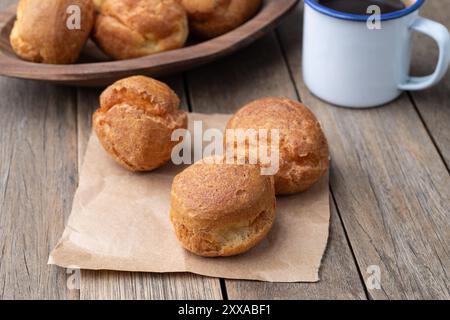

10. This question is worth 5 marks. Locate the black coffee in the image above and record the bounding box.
[318,0,406,15]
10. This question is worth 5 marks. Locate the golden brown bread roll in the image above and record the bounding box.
[93,0,189,60]
[93,75,188,172]
[179,0,262,38]
[170,156,276,257]
[226,97,329,195]
[10,0,94,64]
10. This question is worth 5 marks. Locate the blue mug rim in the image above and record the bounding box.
[304,0,426,21]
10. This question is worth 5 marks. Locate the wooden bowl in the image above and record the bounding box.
[0,0,299,87]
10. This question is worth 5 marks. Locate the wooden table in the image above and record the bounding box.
[0,0,449,300]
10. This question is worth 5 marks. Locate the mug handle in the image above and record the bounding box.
[398,17,450,91]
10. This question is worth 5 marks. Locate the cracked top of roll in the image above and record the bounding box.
[99,75,181,118]
[94,0,188,59]
[171,156,274,222]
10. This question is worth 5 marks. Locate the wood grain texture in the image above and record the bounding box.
[186,33,367,300]
[0,0,298,86]
[80,271,222,300]
[278,3,450,299]
[409,0,450,169]
[76,77,223,300]
[0,77,79,299]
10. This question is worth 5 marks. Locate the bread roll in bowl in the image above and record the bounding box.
[10,0,94,64]
[93,76,188,172]
[179,0,262,38]
[93,0,189,60]
[226,97,329,195]
[170,156,276,257]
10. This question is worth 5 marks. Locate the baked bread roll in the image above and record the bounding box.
[93,75,188,172]
[226,97,329,195]
[171,156,276,257]
[93,0,188,60]
[10,0,94,64]
[179,0,262,38]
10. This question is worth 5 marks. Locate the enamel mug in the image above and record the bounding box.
[302,0,450,108]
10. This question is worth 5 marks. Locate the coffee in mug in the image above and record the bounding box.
[317,0,406,15]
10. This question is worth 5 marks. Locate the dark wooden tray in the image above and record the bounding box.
[0,0,298,87]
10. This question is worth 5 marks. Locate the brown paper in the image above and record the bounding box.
[49,113,330,282]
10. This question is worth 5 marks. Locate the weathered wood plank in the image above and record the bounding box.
[186,33,367,299]
[0,0,80,300]
[278,4,450,299]
[76,77,223,300]
[409,0,450,169]
[81,271,223,300]
[0,77,79,299]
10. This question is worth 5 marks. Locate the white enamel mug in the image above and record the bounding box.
[302,0,450,108]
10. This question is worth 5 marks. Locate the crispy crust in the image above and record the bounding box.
[9,0,94,64]
[179,0,262,38]
[93,75,188,172]
[170,156,276,257]
[93,0,189,60]
[226,97,329,195]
